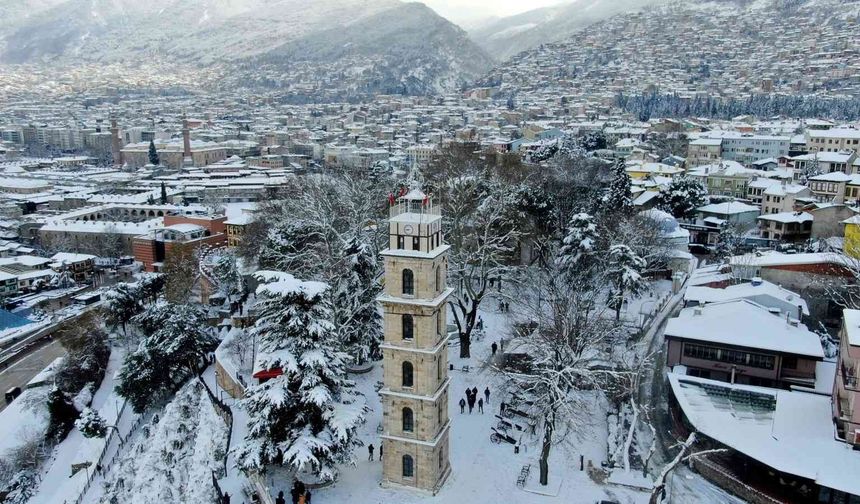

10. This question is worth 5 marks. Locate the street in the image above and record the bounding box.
[0,339,66,413]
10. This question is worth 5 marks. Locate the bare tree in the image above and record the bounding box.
[447,181,522,358]
[649,432,726,504]
[502,262,626,486]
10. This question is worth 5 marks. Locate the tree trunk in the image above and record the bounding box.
[539,413,554,486]
[459,332,471,358]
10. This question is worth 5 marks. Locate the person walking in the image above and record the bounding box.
[478,398,484,414]
[484,387,490,403]
[491,341,498,356]
[305,490,312,504]
[459,397,466,413]
[467,395,474,414]
[472,386,478,398]
[276,491,286,504]
[500,401,506,414]
[223,493,231,504]
[368,444,375,461]
[379,443,383,460]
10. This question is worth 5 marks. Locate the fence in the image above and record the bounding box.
[689,457,783,504]
[68,401,146,504]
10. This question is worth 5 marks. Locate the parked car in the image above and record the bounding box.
[5,386,22,404]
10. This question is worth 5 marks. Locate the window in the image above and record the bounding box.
[402,269,414,295]
[412,236,420,251]
[782,355,798,370]
[402,361,414,387]
[683,343,775,370]
[402,455,414,478]
[402,407,414,432]
[397,235,405,249]
[402,314,413,340]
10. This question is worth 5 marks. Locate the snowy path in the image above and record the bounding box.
[30,345,138,504]
[201,364,252,502]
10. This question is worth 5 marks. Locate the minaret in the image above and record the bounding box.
[181,112,193,168]
[110,115,122,167]
[379,180,452,493]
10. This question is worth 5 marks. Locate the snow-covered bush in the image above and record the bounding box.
[75,407,109,438]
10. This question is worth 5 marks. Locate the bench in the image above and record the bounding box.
[516,464,531,488]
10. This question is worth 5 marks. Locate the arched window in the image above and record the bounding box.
[402,455,414,478]
[402,361,414,388]
[402,269,414,295]
[402,314,413,340]
[402,407,414,432]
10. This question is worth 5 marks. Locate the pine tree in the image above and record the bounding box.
[606,244,647,321]
[148,140,160,166]
[604,160,633,215]
[713,225,740,262]
[2,471,36,504]
[160,182,168,204]
[103,283,143,336]
[800,152,821,184]
[331,236,383,365]
[234,271,366,482]
[116,302,216,412]
[212,253,244,301]
[656,176,708,219]
[556,212,599,277]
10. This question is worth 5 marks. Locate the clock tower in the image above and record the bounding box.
[378,184,452,493]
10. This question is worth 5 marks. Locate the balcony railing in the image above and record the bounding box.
[389,201,441,219]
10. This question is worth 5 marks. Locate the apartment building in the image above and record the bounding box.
[807,128,860,153]
[835,309,860,446]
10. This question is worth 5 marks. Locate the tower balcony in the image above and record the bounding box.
[389,201,441,221]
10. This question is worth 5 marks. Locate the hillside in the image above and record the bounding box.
[470,0,656,61]
[476,0,860,103]
[242,2,494,98]
[0,0,402,64]
[0,0,493,96]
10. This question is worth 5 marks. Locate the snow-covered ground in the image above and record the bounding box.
[29,346,136,504]
[293,296,649,504]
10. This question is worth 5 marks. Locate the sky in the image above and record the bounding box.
[421,0,572,26]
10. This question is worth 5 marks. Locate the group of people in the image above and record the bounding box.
[459,386,490,414]
[275,482,312,504]
[498,301,511,313]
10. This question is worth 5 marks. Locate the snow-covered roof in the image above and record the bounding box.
[807,127,860,139]
[50,252,96,263]
[762,183,808,197]
[809,172,854,183]
[665,300,824,358]
[792,151,854,163]
[685,280,809,316]
[163,223,205,234]
[667,372,860,496]
[697,202,760,215]
[757,211,813,224]
[730,251,849,268]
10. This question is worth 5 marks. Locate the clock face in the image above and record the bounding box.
[403,224,414,234]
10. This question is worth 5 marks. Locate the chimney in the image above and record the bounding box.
[693,307,703,316]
